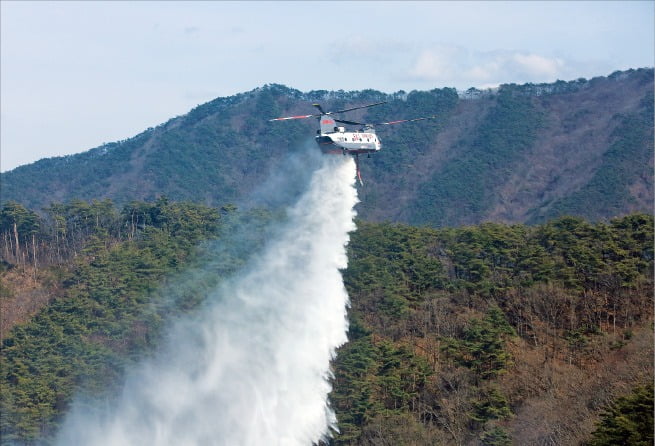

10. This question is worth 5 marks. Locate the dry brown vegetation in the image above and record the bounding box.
[332,216,654,445]
[0,266,64,340]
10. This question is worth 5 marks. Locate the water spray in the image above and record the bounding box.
[56,155,358,446]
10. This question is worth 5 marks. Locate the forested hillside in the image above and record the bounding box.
[333,214,653,445]
[1,199,652,445]
[1,68,653,226]
[0,198,278,443]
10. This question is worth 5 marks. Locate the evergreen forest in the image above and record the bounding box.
[1,199,652,445]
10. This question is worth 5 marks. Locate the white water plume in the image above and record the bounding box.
[56,155,358,445]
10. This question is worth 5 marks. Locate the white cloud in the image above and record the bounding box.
[329,35,409,66]
[410,46,459,80]
[407,45,575,88]
[511,53,565,78]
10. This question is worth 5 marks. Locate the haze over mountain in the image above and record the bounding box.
[1,68,652,227]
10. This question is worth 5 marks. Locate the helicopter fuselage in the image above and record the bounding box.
[315,131,381,155]
[314,115,381,155]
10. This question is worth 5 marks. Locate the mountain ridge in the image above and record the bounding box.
[1,68,652,227]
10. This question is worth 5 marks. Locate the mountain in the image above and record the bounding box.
[1,68,653,226]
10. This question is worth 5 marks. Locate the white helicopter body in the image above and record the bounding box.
[269,102,435,183]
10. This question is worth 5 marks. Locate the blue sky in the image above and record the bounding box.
[1,1,653,172]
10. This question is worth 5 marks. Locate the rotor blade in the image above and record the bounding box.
[312,103,326,114]
[330,101,387,115]
[334,118,367,126]
[271,101,387,121]
[335,114,437,127]
[374,115,438,126]
[268,114,318,122]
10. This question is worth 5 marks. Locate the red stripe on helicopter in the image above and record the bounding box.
[321,119,334,124]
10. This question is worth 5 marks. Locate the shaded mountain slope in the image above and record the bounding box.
[1,68,652,226]
[359,68,653,225]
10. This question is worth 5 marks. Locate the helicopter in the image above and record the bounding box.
[269,102,436,184]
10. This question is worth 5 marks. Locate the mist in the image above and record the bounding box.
[55,154,359,445]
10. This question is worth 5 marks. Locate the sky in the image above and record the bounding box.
[1,1,653,172]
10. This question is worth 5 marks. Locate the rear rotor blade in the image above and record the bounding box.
[374,115,438,126]
[268,114,318,122]
[335,115,438,127]
[331,101,387,115]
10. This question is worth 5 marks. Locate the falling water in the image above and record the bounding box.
[56,155,358,445]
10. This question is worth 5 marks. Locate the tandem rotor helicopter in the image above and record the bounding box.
[269,101,436,184]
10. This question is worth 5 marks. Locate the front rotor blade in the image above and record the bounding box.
[268,114,318,122]
[331,101,387,114]
[375,115,438,125]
